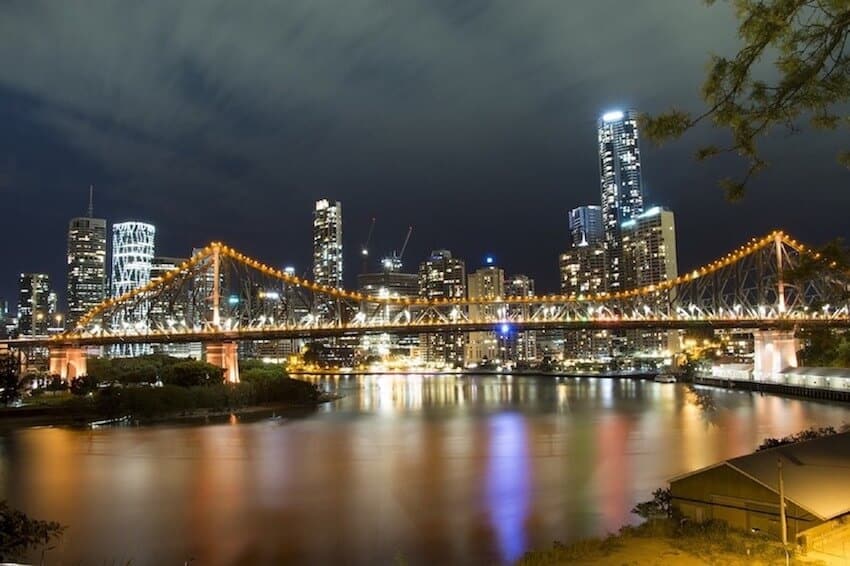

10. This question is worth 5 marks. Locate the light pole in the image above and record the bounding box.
[778,457,790,566]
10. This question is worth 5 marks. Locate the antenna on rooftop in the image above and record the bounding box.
[88,185,94,217]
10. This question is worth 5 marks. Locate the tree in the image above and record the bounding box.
[160,360,224,387]
[0,355,22,406]
[632,488,674,519]
[757,424,850,450]
[0,500,65,562]
[69,375,99,396]
[644,0,850,199]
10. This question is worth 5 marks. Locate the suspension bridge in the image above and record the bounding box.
[2,230,848,382]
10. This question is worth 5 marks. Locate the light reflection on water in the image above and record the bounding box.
[1,374,848,565]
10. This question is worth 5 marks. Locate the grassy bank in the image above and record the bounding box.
[4,358,329,425]
[519,516,814,565]
[5,378,327,425]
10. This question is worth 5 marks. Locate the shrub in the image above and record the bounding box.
[0,500,64,562]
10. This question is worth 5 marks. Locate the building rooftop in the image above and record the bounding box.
[672,431,850,521]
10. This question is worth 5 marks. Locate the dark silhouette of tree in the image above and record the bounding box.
[0,500,65,561]
[644,0,850,199]
[0,355,22,406]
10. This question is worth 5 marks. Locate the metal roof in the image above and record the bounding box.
[672,432,850,521]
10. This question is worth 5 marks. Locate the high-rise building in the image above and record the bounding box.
[418,250,466,367]
[66,189,108,329]
[621,206,679,354]
[559,243,608,296]
[17,273,50,336]
[466,262,505,365]
[504,274,536,364]
[568,205,604,247]
[358,267,420,360]
[559,243,611,360]
[621,207,678,288]
[150,256,188,322]
[312,199,343,320]
[111,222,155,355]
[598,109,644,291]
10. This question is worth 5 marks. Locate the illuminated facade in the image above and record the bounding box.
[111,222,155,355]
[150,256,188,320]
[418,250,466,367]
[621,207,679,354]
[17,273,51,336]
[568,205,604,246]
[504,275,537,363]
[466,264,505,364]
[598,109,644,291]
[559,244,607,295]
[358,270,420,359]
[312,199,343,320]
[66,214,107,329]
[559,244,611,359]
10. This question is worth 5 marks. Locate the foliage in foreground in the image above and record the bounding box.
[643,0,850,199]
[0,500,65,562]
[517,518,788,565]
[757,423,850,451]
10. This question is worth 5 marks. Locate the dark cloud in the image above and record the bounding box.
[0,1,847,304]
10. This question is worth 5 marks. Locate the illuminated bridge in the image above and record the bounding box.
[3,231,849,382]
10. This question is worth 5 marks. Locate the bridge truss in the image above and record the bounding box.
[14,231,850,347]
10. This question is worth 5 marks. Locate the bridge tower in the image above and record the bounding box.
[49,345,87,381]
[752,330,798,380]
[204,243,240,383]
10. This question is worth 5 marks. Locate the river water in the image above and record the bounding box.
[1,374,848,565]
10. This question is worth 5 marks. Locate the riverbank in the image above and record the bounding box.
[518,519,824,565]
[0,377,333,428]
[290,368,663,380]
[695,374,850,403]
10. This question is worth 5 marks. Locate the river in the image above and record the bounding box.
[1,374,848,565]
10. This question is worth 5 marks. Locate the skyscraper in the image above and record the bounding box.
[621,207,679,354]
[418,250,466,367]
[111,222,155,353]
[466,263,505,364]
[66,188,107,329]
[504,274,537,364]
[598,109,644,290]
[568,205,604,246]
[17,273,50,336]
[312,199,343,320]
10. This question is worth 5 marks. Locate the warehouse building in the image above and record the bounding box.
[670,432,850,550]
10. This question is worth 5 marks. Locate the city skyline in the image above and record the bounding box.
[1,1,848,306]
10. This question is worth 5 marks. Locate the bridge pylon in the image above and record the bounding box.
[49,345,87,382]
[205,341,239,383]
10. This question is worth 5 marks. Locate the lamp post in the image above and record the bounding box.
[778,457,789,566]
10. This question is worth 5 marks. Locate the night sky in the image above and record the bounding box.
[1,1,848,306]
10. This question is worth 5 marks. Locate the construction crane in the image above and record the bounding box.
[361,217,376,274]
[382,226,413,272]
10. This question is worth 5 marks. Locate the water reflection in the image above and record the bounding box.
[1,374,848,565]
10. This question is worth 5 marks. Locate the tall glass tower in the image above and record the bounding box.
[568,205,604,246]
[111,222,155,354]
[598,109,644,290]
[312,199,343,319]
[66,188,107,329]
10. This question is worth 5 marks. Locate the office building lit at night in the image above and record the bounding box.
[66,190,107,329]
[598,109,644,291]
[110,221,156,355]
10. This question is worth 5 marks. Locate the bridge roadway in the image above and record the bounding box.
[3,316,849,348]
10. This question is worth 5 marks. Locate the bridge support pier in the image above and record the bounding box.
[48,346,87,381]
[753,330,798,380]
[205,342,239,383]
